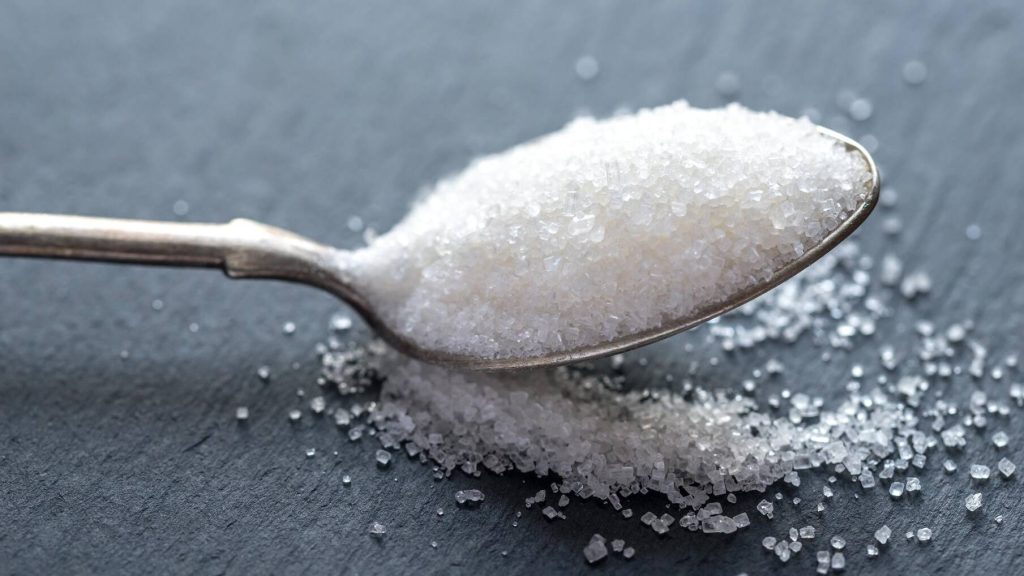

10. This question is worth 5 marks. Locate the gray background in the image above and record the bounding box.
[2,1,1023,574]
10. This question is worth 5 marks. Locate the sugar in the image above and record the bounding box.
[715,72,741,99]
[902,60,928,85]
[992,431,1009,448]
[369,522,386,537]
[965,493,983,512]
[848,98,873,122]
[235,406,250,421]
[998,458,1016,478]
[455,489,485,506]
[583,534,608,564]
[574,56,600,82]
[889,482,905,498]
[348,102,871,360]
[970,464,991,480]
[296,144,1021,574]
[702,515,737,534]
[906,477,922,493]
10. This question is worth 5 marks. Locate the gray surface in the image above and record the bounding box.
[2,1,1023,574]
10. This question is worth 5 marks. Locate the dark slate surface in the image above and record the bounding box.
[2,1,1023,574]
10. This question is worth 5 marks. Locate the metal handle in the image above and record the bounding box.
[0,212,337,283]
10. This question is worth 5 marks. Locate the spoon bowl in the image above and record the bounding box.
[0,127,878,372]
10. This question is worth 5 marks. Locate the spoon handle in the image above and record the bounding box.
[0,212,334,283]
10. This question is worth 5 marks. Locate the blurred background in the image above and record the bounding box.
[1,1,1022,574]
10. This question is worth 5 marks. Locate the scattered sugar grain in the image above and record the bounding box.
[970,465,991,480]
[992,431,1009,448]
[902,60,928,85]
[574,56,600,82]
[455,489,485,506]
[999,458,1016,478]
[889,482,905,498]
[715,72,741,98]
[583,534,608,564]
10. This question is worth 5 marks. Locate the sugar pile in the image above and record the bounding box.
[367,344,913,507]
[347,101,872,359]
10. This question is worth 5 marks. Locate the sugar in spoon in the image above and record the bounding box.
[0,127,878,371]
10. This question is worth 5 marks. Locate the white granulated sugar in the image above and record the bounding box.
[369,347,911,506]
[348,101,870,359]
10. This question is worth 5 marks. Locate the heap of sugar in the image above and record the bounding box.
[346,101,871,359]
[368,348,912,505]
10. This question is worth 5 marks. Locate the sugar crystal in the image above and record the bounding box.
[583,534,608,564]
[999,457,1016,478]
[369,522,386,537]
[455,489,485,506]
[970,464,991,480]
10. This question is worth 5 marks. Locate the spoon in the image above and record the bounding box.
[0,127,878,371]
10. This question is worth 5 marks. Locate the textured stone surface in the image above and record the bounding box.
[1,1,1023,574]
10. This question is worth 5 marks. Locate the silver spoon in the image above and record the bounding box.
[0,127,878,371]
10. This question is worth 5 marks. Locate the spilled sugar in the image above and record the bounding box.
[234,95,1016,571]
[367,344,912,506]
[346,101,872,359]
[308,228,1020,569]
